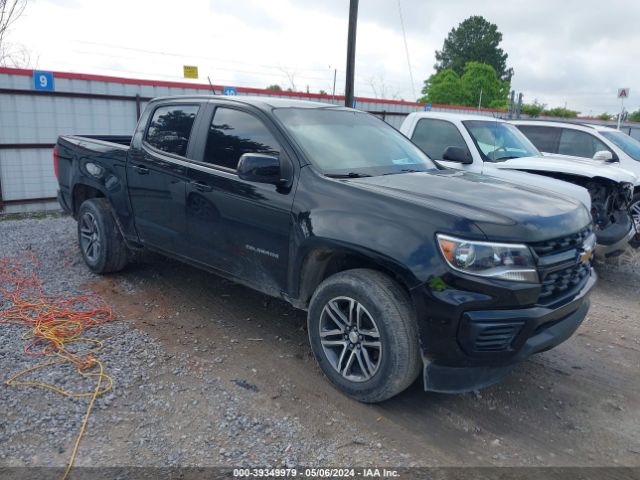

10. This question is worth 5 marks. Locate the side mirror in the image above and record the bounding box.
[593,150,616,162]
[237,153,286,185]
[442,146,473,164]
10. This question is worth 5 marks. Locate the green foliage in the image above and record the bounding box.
[544,107,580,118]
[488,99,508,111]
[520,101,546,118]
[460,62,508,108]
[628,110,640,122]
[435,15,512,81]
[266,84,282,91]
[419,62,508,109]
[419,69,464,105]
[596,113,612,120]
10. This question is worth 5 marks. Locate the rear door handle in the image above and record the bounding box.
[132,164,149,175]
[191,181,213,192]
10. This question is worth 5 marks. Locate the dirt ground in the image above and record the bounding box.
[1,215,639,475]
[88,250,640,468]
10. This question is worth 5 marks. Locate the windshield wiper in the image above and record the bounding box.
[325,172,372,178]
[383,168,422,176]
[492,155,521,161]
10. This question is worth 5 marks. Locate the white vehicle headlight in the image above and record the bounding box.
[436,234,539,283]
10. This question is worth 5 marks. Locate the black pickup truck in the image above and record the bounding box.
[55,96,596,402]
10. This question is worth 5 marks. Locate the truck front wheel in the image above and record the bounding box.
[77,198,128,274]
[630,192,640,249]
[307,269,422,403]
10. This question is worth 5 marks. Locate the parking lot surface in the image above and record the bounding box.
[1,215,639,468]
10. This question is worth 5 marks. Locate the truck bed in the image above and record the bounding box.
[55,135,132,217]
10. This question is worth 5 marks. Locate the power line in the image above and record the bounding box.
[72,40,340,75]
[396,0,416,101]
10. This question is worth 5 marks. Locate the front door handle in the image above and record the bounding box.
[191,181,213,192]
[132,164,149,175]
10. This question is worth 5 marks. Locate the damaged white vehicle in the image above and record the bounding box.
[400,112,637,257]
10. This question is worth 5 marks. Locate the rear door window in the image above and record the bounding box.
[558,129,610,158]
[203,107,281,170]
[411,118,467,160]
[145,105,200,157]
[516,125,561,153]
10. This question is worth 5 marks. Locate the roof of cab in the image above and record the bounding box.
[408,111,506,122]
[511,119,620,133]
[150,94,344,111]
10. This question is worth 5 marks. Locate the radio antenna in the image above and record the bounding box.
[207,76,217,95]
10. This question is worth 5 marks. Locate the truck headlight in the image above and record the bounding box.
[437,234,539,283]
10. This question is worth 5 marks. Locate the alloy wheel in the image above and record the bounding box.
[79,212,101,263]
[319,296,382,382]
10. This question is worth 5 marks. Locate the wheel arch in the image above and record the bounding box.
[290,241,419,310]
[72,182,107,218]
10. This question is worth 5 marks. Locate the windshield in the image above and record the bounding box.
[273,108,437,176]
[601,130,640,161]
[463,120,541,161]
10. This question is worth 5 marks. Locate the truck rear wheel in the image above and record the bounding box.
[307,269,422,403]
[77,198,128,274]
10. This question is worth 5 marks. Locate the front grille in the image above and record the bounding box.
[531,226,593,303]
[473,322,524,352]
[530,226,592,256]
[539,261,591,300]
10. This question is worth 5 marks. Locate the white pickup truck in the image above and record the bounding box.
[400,112,638,257]
[511,119,640,247]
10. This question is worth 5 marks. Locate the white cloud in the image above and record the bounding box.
[7,0,640,113]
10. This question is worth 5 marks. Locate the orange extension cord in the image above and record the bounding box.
[0,253,116,480]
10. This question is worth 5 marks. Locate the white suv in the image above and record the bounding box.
[512,120,640,244]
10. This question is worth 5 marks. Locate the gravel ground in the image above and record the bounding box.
[1,214,639,473]
[0,215,393,468]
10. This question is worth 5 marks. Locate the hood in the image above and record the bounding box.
[495,155,638,185]
[344,170,591,243]
[481,167,592,209]
[541,152,640,181]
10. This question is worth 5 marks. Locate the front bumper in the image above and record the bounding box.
[411,269,596,393]
[595,224,635,257]
[594,212,633,257]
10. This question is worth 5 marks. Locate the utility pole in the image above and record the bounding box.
[478,87,483,109]
[345,0,359,108]
[332,68,337,101]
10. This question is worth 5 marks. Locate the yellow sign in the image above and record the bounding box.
[183,65,199,79]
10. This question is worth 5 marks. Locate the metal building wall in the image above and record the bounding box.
[3,66,639,213]
[0,67,430,213]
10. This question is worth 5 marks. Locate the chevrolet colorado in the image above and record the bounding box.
[400,112,637,257]
[55,96,596,402]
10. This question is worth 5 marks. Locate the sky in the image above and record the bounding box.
[5,0,640,114]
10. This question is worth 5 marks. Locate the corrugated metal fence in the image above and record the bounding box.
[1,67,639,213]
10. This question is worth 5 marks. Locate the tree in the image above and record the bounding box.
[544,107,579,118]
[419,62,507,108]
[266,84,282,91]
[0,0,29,67]
[521,101,546,118]
[418,69,464,105]
[628,110,640,122]
[434,16,513,81]
[596,113,612,121]
[460,61,508,108]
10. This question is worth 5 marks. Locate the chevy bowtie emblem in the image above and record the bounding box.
[579,246,594,263]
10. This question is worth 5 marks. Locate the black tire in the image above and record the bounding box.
[629,192,640,249]
[77,198,128,274]
[307,269,422,403]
